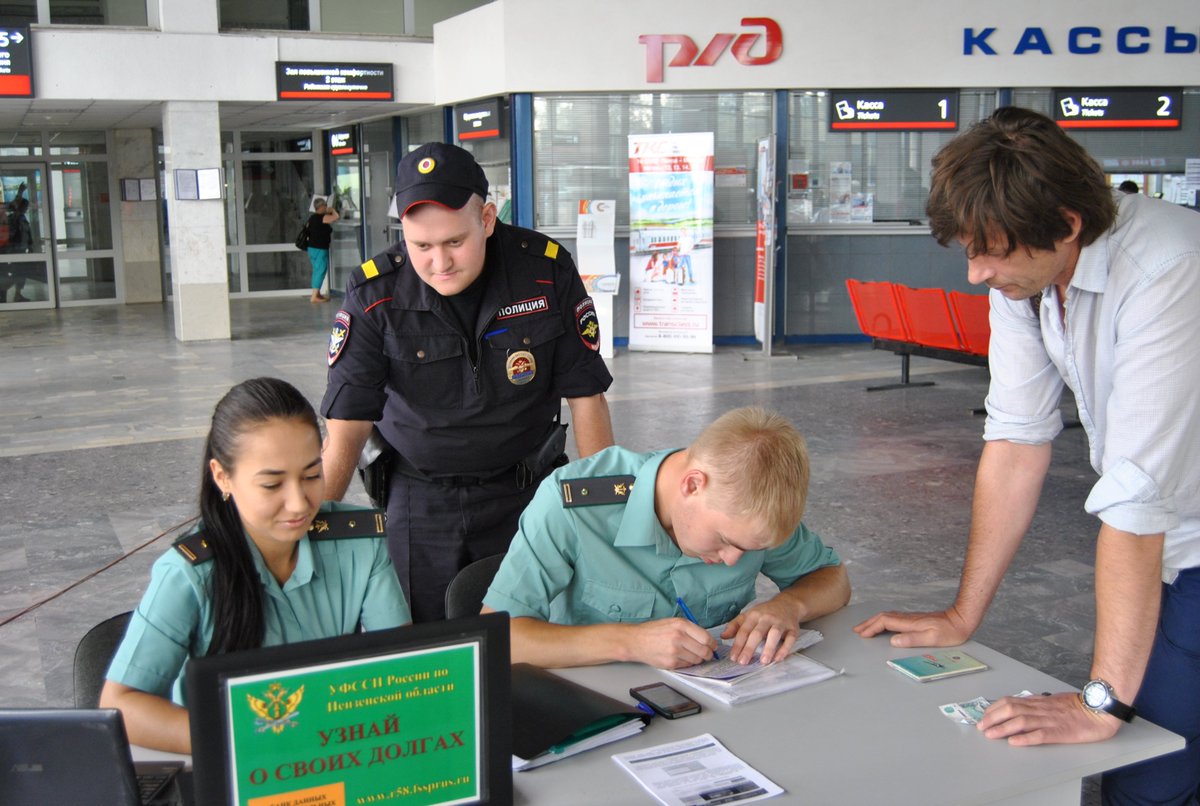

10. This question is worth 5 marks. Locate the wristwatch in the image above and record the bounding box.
[1080,678,1136,722]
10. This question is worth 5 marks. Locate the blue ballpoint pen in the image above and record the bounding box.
[675,596,719,660]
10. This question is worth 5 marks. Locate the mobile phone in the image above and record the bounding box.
[629,682,701,719]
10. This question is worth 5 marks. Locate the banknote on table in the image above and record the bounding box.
[939,696,992,724]
[939,690,1036,724]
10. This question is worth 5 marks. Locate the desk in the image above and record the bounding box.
[134,602,1183,806]
[513,603,1183,806]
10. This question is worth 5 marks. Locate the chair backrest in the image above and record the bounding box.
[845,279,910,341]
[948,290,991,356]
[893,285,965,351]
[73,611,132,708]
[444,554,507,621]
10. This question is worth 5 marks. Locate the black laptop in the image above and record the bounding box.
[0,708,184,806]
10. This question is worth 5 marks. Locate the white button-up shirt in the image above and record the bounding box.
[983,192,1200,582]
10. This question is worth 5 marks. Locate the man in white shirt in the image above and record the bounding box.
[855,107,1200,806]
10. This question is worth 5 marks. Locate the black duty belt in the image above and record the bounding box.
[394,423,568,491]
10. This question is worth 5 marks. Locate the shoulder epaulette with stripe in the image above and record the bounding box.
[349,250,403,289]
[307,508,387,540]
[174,530,213,565]
[560,475,636,507]
[504,223,567,265]
[172,510,387,565]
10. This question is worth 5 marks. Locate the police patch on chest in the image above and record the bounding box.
[496,296,548,320]
[575,297,601,351]
[506,350,537,385]
[328,310,351,366]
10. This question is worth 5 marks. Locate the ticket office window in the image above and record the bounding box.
[532,92,772,230]
[786,89,998,227]
[1013,87,1200,208]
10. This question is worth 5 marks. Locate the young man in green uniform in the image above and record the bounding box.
[483,407,850,669]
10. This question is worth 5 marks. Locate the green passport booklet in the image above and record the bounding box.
[886,650,988,682]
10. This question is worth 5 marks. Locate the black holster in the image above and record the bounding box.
[514,422,569,490]
[356,427,395,509]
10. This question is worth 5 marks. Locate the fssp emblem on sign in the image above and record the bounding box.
[1054,88,1181,129]
[0,26,33,98]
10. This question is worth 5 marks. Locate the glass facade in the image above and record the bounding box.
[533,92,772,229]
[221,131,322,296]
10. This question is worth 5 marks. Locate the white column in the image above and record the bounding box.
[113,129,162,304]
[162,101,230,341]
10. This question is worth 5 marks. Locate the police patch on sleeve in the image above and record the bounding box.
[328,310,351,366]
[575,297,601,351]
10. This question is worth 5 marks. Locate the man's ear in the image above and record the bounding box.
[481,201,498,237]
[680,467,708,498]
[1060,208,1084,244]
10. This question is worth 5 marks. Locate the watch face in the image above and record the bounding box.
[1083,681,1109,708]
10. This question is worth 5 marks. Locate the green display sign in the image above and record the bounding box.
[223,642,481,806]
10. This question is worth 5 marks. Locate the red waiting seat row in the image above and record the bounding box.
[846,279,990,390]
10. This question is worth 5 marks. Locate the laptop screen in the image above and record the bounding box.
[0,708,181,806]
[186,612,511,806]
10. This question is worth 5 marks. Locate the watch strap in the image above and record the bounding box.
[1102,696,1136,722]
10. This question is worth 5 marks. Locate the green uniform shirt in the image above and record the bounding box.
[107,503,410,704]
[483,446,841,626]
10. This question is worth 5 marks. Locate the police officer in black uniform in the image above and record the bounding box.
[321,142,615,621]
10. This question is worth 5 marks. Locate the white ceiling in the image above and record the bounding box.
[0,98,425,132]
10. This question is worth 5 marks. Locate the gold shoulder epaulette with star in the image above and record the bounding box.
[174,530,214,565]
[307,508,387,540]
[560,475,636,507]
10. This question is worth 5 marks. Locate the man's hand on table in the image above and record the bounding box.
[852,607,974,647]
[978,692,1121,745]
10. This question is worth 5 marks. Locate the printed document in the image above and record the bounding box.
[612,733,783,805]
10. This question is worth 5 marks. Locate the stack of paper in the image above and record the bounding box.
[664,629,840,705]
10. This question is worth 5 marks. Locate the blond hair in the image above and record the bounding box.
[688,407,810,544]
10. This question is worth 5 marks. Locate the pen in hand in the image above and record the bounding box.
[676,596,719,661]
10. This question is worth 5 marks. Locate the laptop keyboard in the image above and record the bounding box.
[134,764,183,805]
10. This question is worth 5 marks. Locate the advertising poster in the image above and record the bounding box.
[754,137,775,345]
[224,643,481,806]
[628,132,714,353]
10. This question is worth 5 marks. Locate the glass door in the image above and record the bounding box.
[0,165,53,307]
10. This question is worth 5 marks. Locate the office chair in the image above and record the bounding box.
[444,554,506,620]
[73,611,133,708]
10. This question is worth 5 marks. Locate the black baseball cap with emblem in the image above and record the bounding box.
[394,142,489,218]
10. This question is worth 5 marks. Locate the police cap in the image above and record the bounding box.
[394,142,489,218]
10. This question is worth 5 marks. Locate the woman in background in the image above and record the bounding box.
[307,198,340,302]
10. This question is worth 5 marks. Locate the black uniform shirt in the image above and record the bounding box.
[321,221,612,477]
